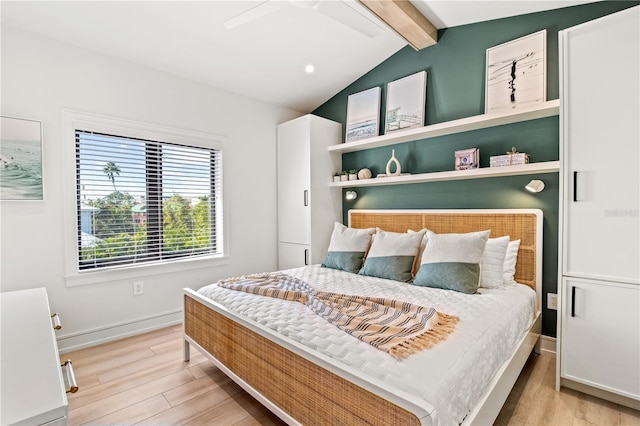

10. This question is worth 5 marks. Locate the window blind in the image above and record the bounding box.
[75,130,222,270]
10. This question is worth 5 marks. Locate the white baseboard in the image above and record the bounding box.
[57,309,183,353]
[540,335,556,356]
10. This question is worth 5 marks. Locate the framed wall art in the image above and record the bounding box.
[1,116,44,201]
[455,148,479,171]
[385,70,426,134]
[485,29,547,113]
[345,86,381,143]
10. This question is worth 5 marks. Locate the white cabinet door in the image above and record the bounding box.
[561,278,640,399]
[561,6,639,283]
[277,117,311,245]
[278,242,310,270]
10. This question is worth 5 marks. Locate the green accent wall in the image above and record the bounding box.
[313,1,638,338]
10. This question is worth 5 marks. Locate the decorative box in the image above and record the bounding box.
[490,153,529,167]
[490,147,530,167]
[455,148,479,170]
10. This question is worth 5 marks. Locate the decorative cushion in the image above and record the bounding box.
[321,222,375,273]
[502,239,521,285]
[408,229,429,277]
[480,236,510,288]
[413,230,491,294]
[359,229,426,282]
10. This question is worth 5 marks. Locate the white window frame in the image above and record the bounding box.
[62,110,229,287]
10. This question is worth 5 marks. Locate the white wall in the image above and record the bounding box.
[0,27,300,351]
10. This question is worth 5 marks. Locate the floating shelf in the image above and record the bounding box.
[329,161,560,188]
[329,100,560,154]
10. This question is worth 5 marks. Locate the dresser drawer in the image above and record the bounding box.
[1,288,73,426]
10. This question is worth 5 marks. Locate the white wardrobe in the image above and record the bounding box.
[277,115,342,270]
[557,6,639,407]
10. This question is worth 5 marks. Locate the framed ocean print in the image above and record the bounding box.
[385,70,426,133]
[1,116,44,201]
[485,30,547,113]
[345,86,381,143]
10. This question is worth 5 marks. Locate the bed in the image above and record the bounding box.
[183,209,543,425]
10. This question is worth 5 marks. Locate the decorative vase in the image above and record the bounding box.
[386,149,401,176]
[348,173,357,181]
[340,174,348,181]
[333,175,341,182]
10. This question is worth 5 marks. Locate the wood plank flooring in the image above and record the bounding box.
[63,325,639,425]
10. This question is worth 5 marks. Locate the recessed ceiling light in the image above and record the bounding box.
[305,64,315,74]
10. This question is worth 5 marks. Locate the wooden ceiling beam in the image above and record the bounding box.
[357,0,437,50]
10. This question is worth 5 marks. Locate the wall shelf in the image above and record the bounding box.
[329,161,560,188]
[329,100,560,154]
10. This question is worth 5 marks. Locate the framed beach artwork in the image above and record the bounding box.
[485,30,547,113]
[345,86,381,143]
[1,116,44,200]
[385,70,426,134]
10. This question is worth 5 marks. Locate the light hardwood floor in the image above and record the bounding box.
[63,325,639,425]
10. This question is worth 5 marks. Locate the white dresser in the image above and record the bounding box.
[557,6,639,408]
[277,115,342,269]
[1,288,73,425]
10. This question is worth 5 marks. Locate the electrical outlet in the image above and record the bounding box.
[547,293,558,310]
[133,281,144,296]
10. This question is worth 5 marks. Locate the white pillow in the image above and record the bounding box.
[407,228,429,277]
[414,230,490,294]
[321,222,375,273]
[502,239,521,285]
[359,229,425,282]
[480,236,510,288]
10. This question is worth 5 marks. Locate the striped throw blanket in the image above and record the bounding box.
[218,273,458,359]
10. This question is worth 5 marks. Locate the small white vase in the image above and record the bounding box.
[386,149,401,176]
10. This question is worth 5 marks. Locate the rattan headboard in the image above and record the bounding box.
[348,209,542,292]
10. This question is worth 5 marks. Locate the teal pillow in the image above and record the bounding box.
[322,251,367,273]
[358,229,425,282]
[414,230,490,294]
[321,222,375,273]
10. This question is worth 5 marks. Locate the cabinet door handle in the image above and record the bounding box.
[304,249,309,266]
[303,190,309,206]
[61,360,79,393]
[573,171,587,202]
[571,286,576,317]
[51,313,62,330]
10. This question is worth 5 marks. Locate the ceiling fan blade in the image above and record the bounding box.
[224,1,284,30]
[314,0,384,38]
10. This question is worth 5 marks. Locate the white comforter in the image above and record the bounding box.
[197,265,537,425]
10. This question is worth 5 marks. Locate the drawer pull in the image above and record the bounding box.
[51,313,62,330]
[61,360,79,393]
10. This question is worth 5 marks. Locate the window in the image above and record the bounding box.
[75,130,223,271]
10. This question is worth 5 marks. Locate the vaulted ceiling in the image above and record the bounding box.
[1,1,596,112]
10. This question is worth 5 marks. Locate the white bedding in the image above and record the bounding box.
[197,265,537,425]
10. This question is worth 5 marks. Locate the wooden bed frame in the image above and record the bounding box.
[183,209,543,425]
